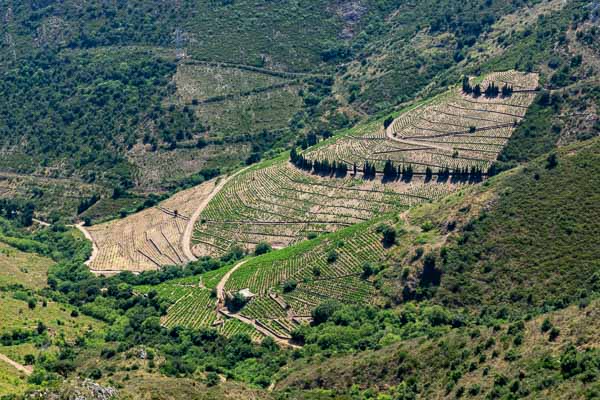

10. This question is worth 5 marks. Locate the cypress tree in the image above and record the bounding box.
[383,160,396,181]
[425,166,432,182]
[290,147,298,163]
[462,76,472,94]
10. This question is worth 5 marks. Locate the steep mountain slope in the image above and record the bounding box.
[386,138,600,316]
[277,299,600,399]
[4,0,593,221]
[1,139,597,400]
[0,1,599,398]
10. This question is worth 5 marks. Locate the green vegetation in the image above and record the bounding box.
[279,300,600,399]
[1,0,600,398]
[433,139,600,317]
[0,138,598,398]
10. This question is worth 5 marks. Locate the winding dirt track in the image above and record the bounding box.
[214,259,301,348]
[215,259,248,304]
[74,222,99,267]
[385,122,454,152]
[0,353,32,375]
[76,166,251,271]
[182,166,251,262]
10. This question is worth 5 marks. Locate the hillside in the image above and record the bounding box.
[3,0,598,222]
[1,0,600,398]
[77,135,599,350]
[278,299,600,399]
[1,135,598,399]
[83,70,538,276]
[8,137,594,400]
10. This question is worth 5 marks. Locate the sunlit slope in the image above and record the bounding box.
[87,180,217,272]
[306,71,538,172]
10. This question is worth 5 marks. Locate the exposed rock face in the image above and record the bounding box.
[333,1,368,39]
[26,379,118,400]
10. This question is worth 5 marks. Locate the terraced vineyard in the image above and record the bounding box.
[190,71,538,258]
[161,287,217,329]
[170,62,305,138]
[136,282,263,342]
[217,222,388,338]
[191,160,456,257]
[305,71,539,173]
[86,179,217,272]
[85,70,541,341]
[132,221,389,341]
[172,62,295,104]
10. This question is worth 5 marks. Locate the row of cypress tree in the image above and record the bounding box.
[462,76,514,98]
[291,149,489,183]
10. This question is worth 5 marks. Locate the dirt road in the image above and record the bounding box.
[385,122,456,153]
[218,309,301,349]
[182,166,251,262]
[0,353,32,375]
[214,259,301,348]
[215,259,248,304]
[74,223,99,267]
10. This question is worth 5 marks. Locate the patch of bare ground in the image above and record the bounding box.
[86,179,218,273]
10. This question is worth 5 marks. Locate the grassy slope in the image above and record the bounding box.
[0,240,106,396]
[277,299,600,399]
[433,138,600,316]
[0,242,54,289]
[0,360,29,397]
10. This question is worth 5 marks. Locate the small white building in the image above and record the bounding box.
[238,288,256,300]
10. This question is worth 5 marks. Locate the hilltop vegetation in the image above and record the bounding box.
[433,140,600,316]
[3,0,598,221]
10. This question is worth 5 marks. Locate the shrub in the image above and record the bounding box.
[424,305,450,326]
[36,322,46,335]
[221,245,245,263]
[560,345,581,378]
[311,301,340,325]
[541,318,553,333]
[361,262,375,278]
[377,224,397,246]
[88,368,102,379]
[326,250,338,263]
[383,116,394,129]
[513,334,523,346]
[226,293,248,312]
[254,241,272,256]
[205,371,220,387]
[546,153,558,169]
[549,327,560,341]
[101,348,116,359]
[414,247,424,260]
[468,384,481,395]
[282,280,297,293]
[421,221,434,232]
[420,254,441,286]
